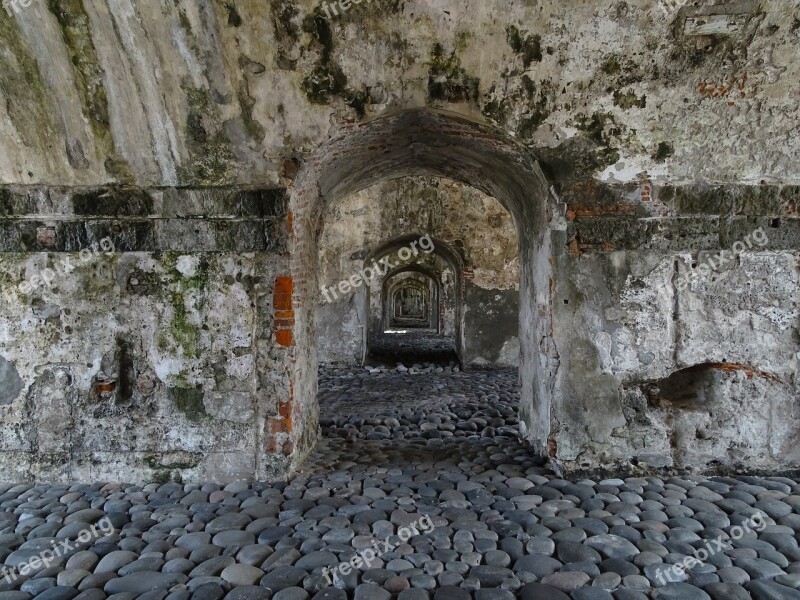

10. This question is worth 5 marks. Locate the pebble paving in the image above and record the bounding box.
[2,336,800,600]
[365,331,458,368]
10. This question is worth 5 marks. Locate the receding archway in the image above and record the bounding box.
[286,109,555,467]
[363,263,460,367]
[388,276,432,328]
[362,234,464,366]
[384,270,439,331]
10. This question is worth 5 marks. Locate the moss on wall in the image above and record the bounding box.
[427,44,480,104]
[483,75,552,139]
[613,89,646,109]
[168,387,207,422]
[45,0,133,181]
[300,11,367,116]
[652,141,674,162]
[156,254,211,358]
[270,0,301,70]
[506,25,542,69]
[573,112,623,166]
[0,8,60,165]
[180,82,234,185]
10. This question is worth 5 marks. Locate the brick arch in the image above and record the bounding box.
[284,108,556,469]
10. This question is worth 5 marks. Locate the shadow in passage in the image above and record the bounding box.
[365,329,459,369]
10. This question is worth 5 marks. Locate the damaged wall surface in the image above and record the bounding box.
[551,183,799,473]
[0,187,297,483]
[1,0,799,189]
[0,0,798,481]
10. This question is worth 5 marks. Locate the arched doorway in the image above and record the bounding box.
[362,235,464,366]
[285,109,555,466]
[388,276,432,329]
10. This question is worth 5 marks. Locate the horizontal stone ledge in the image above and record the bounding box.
[568,216,799,251]
[558,181,800,218]
[0,219,287,253]
[658,183,800,217]
[0,186,288,219]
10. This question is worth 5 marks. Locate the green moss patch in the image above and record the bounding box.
[168,387,207,422]
[0,9,60,160]
[613,90,646,109]
[427,43,480,103]
[506,25,542,69]
[601,55,621,75]
[156,254,211,357]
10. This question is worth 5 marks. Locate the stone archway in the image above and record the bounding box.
[284,109,555,468]
[363,234,464,364]
[386,275,433,329]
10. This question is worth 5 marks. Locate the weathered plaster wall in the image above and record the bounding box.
[463,283,520,367]
[0,0,798,479]
[316,176,518,365]
[550,182,800,474]
[0,186,297,483]
[1,1,799,188]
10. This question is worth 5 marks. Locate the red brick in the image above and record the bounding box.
[275,329,293,347]
[279,401,292,419]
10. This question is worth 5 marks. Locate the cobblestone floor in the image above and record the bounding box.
[365,331,458,368]
[1,356,800,600]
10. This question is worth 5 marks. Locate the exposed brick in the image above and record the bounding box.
[273,275,295,347]
[275,329,293,347]
[687,362,782,383]
[274,276,293,308]
[279,400,292,419]
[566,204,638,219]
[268,416,292,433]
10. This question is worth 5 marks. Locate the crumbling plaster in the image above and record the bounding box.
[0,187,292,483]
[1,1,799,187]
[0,0,797,480]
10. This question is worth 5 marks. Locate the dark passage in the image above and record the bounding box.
[365,330,459,369]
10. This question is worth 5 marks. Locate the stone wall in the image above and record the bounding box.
[0,0,798,480]
[550,182,800,473]
[0,186,295,482]
[1,1,798,189]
